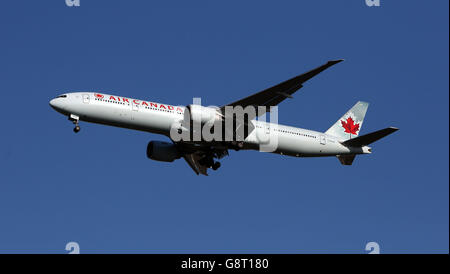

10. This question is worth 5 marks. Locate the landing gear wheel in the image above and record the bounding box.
[212,162,221,170]
[69,114,81,134]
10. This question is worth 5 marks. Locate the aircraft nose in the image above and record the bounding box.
[49,98,60,110]
[49,97,66,111]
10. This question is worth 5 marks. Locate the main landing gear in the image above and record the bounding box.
[69,114,80,133]
[199,156,221,171]
[212,161,221,171]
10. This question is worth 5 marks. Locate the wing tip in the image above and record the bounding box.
[328,59,345,65]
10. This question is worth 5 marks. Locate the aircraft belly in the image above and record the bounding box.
[246,129,351,157]
[277,135,319,155]
[130,111,173,134]
[77,103,173,134]
[279,136,350,156]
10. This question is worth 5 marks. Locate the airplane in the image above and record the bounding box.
[49,60,398,175]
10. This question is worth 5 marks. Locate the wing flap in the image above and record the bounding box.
[183,153,208,176]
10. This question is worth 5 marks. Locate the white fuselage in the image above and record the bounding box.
[50,92,368,157]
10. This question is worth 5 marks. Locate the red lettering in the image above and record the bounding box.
[142,101,148,106]
[123,98,129,103]
[150,102,158,108]
[109,96,116,101]
[176,107,183,112]
[133,99,140,104]
[159,104,166,109]
[168,105,174,110]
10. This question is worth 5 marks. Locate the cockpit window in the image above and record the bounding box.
[57,95,67,98]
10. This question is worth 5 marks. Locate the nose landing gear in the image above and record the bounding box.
[68,114,80,133]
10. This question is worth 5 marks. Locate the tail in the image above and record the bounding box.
[325,101,399,166]
[325,101,369,140]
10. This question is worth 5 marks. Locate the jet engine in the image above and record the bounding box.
[146,141,181,162]
[184,105,222,125]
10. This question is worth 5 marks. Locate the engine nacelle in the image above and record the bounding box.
[185,105,222,125]
[146,141,181,162]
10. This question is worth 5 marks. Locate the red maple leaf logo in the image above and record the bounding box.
[341,117,360,135]
[94,93,104,99]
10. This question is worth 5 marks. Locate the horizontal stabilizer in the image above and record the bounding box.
[337,155,356,165]
[342,127,399,147]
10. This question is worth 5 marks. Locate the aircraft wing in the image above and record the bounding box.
[217,60,343,141]
[220,59,344,118]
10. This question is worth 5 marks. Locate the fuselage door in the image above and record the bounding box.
[320,135,326,145]
[83,94,90,104]
[255,123,270,144]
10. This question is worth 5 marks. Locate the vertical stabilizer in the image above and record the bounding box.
[325,101,369,140]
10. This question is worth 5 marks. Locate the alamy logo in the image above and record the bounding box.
[65,241,80,254]
[365,242,380,254]
[365,0,381,7]
[169,97,279,153]
[65,0,80,7]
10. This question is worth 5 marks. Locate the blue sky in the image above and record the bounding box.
[0,0,448,253]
